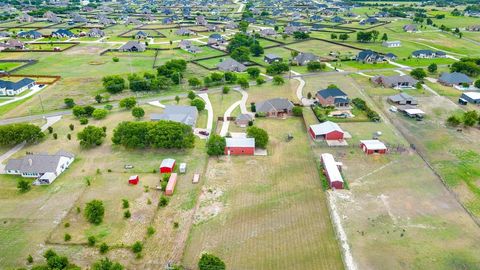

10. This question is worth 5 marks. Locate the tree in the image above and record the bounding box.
[426,18,433,25]
[64,98,75,108]
[231,46,251,62]
[132,241,143,254]
[17,179,31,193]
[92,258,124,270]
[307,61,326,72]
[272,75,285,85]
[246,67,261,78]
[95,94,103,104]
[446,115,461,126]
[188,77,202,88]
[188,91,197,100]
[371,30,380,42]
[191,98,206,111]
[250,43,264,56]
[175,96,180,104]
[73,105,86,118]
[247,126,268,148]
[77,126,106,147]
[475,79,480,89]
[292,106,303,116]
[239,21,249,32]
[293,31,309,39]
[356,31,373,43]
[92,109,108,120]
[0,123,44,146]
[222,86,231,94]
[381,33,388,41]
[131,107,145,119]
[330,33,337,39]
[128,73,149,92]
[339,33,349,41]
[99,243,109,254]
[102,75,126,94]
[84,200,105,225]
[266,62,289,75]
[256,77,266,85]
[206,135,226,156]
[237,77,249,89]
[198,253,226,270]
[119,97,137,110]
[410,68,427,80]
[463,110,479,126]
[428,63,438,73]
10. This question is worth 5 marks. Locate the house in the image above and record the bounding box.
[225,138,255,155]
[160,158,176,173]
[385,53,398,60]
[356,50,384,63]
[411,50,446,58]
[0,32,10,38]
[360,17,379,25]
[260,28,276,37]
[217,58,247,72]
[312,24,324,30]
[331,16,345,23]
[284,26,310,35]
[388,93,418,105]
[51,29,75,38]
[382,40,401,48]
[128,175,139,185]
[18,30,42,39]
[459,92,480,105]
[135,31,148,39]
[256,98,294,117]
[372,75,418,89]
[150,105,198,126]
[316,88,349,107]
[178,40,202,54]
[196,15,207,25]
[235,113,253,127]
[0,78,35,96]
[5,150,74,185]
[264,54,282,64]
[87,28,105,38]
[125,17,142,25]
[0,39,25,50]
[176,28,195,36]
[309,121,344,140]
[165,173,178,195]
[18,13,34,23]
[119,41,146,52]
[206,24,221,32]
[360,140,387,154]
[320,153,344,189]
[438,72,472,87]
[466,25,480,31]
[292,53,319,66]
[224,21,238,30]
[403,24,418,32]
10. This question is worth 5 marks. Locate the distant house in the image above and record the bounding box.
[292,52,319,66]
[403,24,418,32]
[224,21,238,29]
[264,54,283,64]
[0,78,35,96]
[459,92,480,105]
[18,13,34,23]
[388,93,418,105]
[360,17,379,25]
[235,113,253,127]
[18,30,42,39]
[225,138,255,155]
[331,16,345,23]
[178,40,202,53]
[176,28,195,36]
[382,40,401,48]
[87,28,105,38]
[466,25,480,31]
[309,121,344,140]
[316,88,349,107]
[5,150,74,185]
[119,41,146,52]
[256,98,294,117]
[284,26,310,35]
[321,153,344,189]
[356,50,384,63]
[0,39,25,50]
[360,140,387,154]
[260,28,276,37]
[125,17,142,25]
[135,31,148,39]
[411,50,446,58]
[150,105,199,127]
[206,24,221,32]
[0,32,10,38]
[196,15,207,25]
[372,75,418,89]
[385,53,397,60]
[438,72,472,86]
[217,58,247,72]
[162,17,174,24]
[51,29,75,38]
[312,24,324,30]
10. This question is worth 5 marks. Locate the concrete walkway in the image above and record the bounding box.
[219,88,252,136]
[325,62,345,72]
[387,60,410,69]
[290,71,313,106]
[148,100,165,108]
[394,69,406,76]
[198,93,213,133]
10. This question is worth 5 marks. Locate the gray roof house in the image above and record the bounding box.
[371,75,418,89]
[264,54,283,64]
[438,72,473,86]
[5,150,75,185]
[256,98,294,117]
[217,58,247,72]
[119,41,146,52]
[0,78,35,96]
[88,28,105,37]
[292,53,319,66]
[388,93,418,105]
[403,24,418,32]
[150,105,198,127]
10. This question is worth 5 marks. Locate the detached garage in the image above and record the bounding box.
[360,140,387,154]
[160,158,176,173]
[309,121,344,140]
[225,138,255,156]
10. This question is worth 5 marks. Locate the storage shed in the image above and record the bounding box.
[193,173,200,184]
[360,140,387,154]
[225,138,255,155]
[160,158,176,173]
[165,173,178,196]
[309,121,344,140]
[320,153,344,189]
[129,175,139,185]
[179,163,187,174]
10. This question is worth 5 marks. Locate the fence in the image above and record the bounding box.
[0,74,61,85]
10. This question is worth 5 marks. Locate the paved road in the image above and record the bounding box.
[219,88,252,136]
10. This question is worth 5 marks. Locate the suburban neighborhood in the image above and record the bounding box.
[0,0,480,269]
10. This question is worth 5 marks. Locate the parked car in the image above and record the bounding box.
[199,130,209,136]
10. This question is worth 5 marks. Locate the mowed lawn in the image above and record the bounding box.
[182,118,343,270]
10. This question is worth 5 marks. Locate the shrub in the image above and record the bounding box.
[292,106,303,116]
[187,90,196,100]
[112,57,119,62]
[67,134,71,140]
[131,107,145,119]
[147,226,155,236]
[191,98,206,111]
[124,210,131,219]
[64,233,71,242]
[92,109,108,120]
[87,236,96,246]
[198,253,225,270]
[0,123,44,146]
[446,115,461,126]
[158,196,169,207]
[206,135,226,156]
[122,199,129,209]
[27,255,33,264]
[53,133,58,140]
[92,258,124,270]
[256,77,266,85]
[132,241,143,254]
[64,98,75,108]
[272,75,285,85]
[47,126,53,134]
[222,86,231,94]
[84,200,105,225]
[119,97,137,110]
[99,243,109,254]
[17,179,31,193]
[79,117,89,125]
[64,222,70,228]
[69,124,74,131]
[77,126,106,147]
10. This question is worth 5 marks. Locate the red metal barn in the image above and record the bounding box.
[360,140,387,155]
[129,175,139,185]
[224,138,255,155]
[309,121,344,140]
[165,173,178,196]
[160,158,176,173]
[320,153,344,189]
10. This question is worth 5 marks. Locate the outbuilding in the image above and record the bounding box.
[360,140,387,154]
[179,163,187,173]
[309,121,344,140]
[129,175,139,185]
[225,138,255,155]
[193,173,200,184]
[459,92,480,105]
[160,158,176,173]
[165,173,178,196]
[320,153,344,189]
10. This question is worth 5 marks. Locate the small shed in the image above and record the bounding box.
[165,173,178,196]
[160,158,176,173]
[320,153,344,189]
[179,163,187,173]
[193,173,200,184]
[309,121,344,141]
[129,175,139,185]
[225,138,255,155]
[360,140,387,155]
